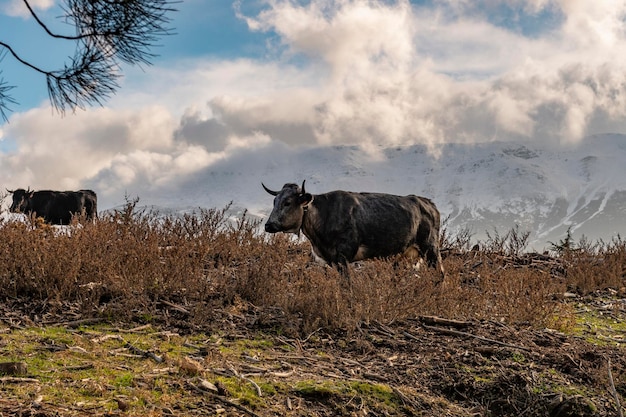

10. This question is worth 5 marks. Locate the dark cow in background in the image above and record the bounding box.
[262,181,444,279]
[8,188,98,225]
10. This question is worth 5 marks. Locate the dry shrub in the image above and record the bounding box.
[440,255,567,326]
[347,259,440,323]
[0,200,267,318]
[0,200,623,335]
[483,225,531,256]
[560,237,626,295]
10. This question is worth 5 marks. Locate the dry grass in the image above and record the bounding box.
[1,196,624,336]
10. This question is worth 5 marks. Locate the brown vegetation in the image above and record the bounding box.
[1,198,624,332]
[0,197,625,416]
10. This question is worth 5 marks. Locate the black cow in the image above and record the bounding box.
[8,188,98,224]
[262,181,444,278]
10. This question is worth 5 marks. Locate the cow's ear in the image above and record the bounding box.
[299,193,313,206]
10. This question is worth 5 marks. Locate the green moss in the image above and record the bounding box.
[235,337,274,349]
[530,369,595,399]
[114,372,134,388]
[511,352,526,363]
[293,379,399,407]
[294,380,343,397]
[0,324,224,411]
[257,381,277,396]
[348,381,397,405]
[571,308,626,346]
[216,376,268,408]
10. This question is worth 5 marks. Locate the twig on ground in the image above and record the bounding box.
[91,334,124,343]
[118,324,152,333]
[160,300,191,315]
[391,386,420,410]
[57,317,105,328]
[418,316,472,328]
[63,363,94,371]
[419,324,531,352]
[301,327,323,343]
[608,358,624,417]
[598,335,626,344]
[363,372,387,382]
[188,381,263,417]
[244,376,263,397]
[0,376,39,383]
[124,341,164,363]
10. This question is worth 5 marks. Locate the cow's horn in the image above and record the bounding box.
[6,188,13,194]
[262,183,279,196]
[301,180,306,194]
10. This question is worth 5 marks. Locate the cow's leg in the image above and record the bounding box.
[417,239,445,283]
[334,258,350,278]
[333,239,359,280]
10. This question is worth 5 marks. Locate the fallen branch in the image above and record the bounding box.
[597,335,626,344]
[402,331,420,342]
[160,300,191,315]
[269,370,294,378]
[91,334,124,344]
[420,324,531,352]
[0,376,39,383]
[244,376,263,397]
[608,358,624,417]
[57,317,105,328]
[418,316,472,329]
[63,364,94,371]
[118,324,152,333]
[124,342,164,363]
[363,372,387,382]
[391,386,421,410]
[230,364,263,397]
[188,381,263,417]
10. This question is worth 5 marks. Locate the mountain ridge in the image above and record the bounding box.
[93,133,626,250]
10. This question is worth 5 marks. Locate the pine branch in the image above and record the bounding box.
[46,45,120,113]
[0,0,177,117]
[0,50,17,122]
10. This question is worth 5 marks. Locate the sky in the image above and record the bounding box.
[2,0,626,210]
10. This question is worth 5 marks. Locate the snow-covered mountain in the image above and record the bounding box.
[109,133,625,251]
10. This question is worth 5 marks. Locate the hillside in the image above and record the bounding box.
[106,134,626,250]
[0,201,625,416]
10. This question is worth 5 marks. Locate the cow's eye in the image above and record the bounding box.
[283,201,291,207]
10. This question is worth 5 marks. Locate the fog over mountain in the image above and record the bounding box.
[97,133,625,251]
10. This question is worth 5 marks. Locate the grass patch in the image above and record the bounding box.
[293,379,400,410]
[0,324,217,415]
[572,301,626,346]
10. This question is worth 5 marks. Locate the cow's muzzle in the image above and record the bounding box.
[264,222,281,233]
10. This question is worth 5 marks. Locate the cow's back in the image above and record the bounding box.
[352,192,422,229]
[32,191,70,224]
[31,191,84,224]
[337,192,425,257]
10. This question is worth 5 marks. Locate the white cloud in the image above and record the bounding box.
[2,0,54,17]
[4,0,626,209]
[0,105,177,191]
[558,0,626,48]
